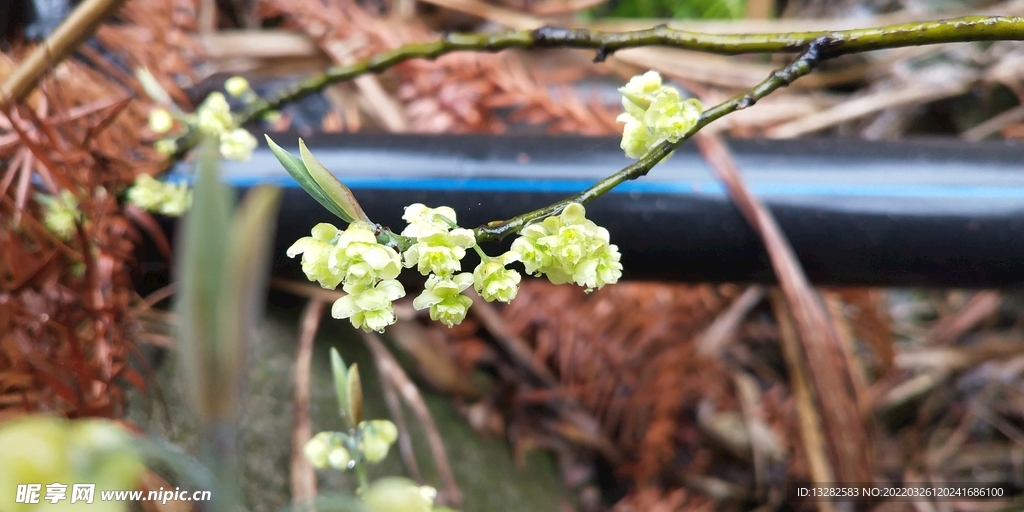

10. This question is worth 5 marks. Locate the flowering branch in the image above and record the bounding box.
[475,38,829,241]
[240,15,1024,122]
[141,15,1024,333]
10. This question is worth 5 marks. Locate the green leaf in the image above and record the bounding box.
[264,135,352,222]
[330,348,350,426]
[214,184,282,424]
[346,363,363,426]
[174,137,236,424]
[299,139,370,223]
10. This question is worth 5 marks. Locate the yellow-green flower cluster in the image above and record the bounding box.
[0,416,144,512]
[148,76,259,161]
[303,431,352,470]
[126,174,192,216]
[402,204,478,326]
[303,419,399,470]
[287,222,405,332]
[40,190,81,241]
[401,204,476,277]
[195,92,258,161]
[358,420,399,463]
[616,71,702,159]
[510,203,622,292]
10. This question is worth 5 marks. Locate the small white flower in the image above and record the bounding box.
[127,175,192,216]
[619,70,663,115]
[331,279,406,332]
[401,203,459,238]
[400,204,476,278]
[329,222,403,289]
[287,223,343,289]
[412,273,474,327]
[473,251,521,303]
[126,175,165,211]
[158,182,192,216]
[219,128,258,161]
[616,113,652,159]
[644,88,702,143]
[196,92,233,135]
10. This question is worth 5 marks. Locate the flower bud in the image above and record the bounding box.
[303,431,334,469]
[361,478,433,512]
[360,420,399,445]
[148,108,174,134]
[327,446,352,469]
[225,76,250,97]
[362,435,390,463]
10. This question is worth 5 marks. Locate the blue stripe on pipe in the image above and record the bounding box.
[164,173,1024,199]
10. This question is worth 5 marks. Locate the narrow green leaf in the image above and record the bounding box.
[214,184,282,424]
[346,363,363,426]
[174,137,235,424]
[330,348,350,426]
[264,135,352,222]
[299,138,370,223]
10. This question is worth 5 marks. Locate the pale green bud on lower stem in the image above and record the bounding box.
[303,431,334,469]
[327,446,352,469]
[362,478,434,512]
[362,436,391,463]
[359,420,399,445]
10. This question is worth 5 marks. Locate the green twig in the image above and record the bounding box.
[170,16,1024,240]
[354,462,369,492]
[474,37,831,242]
[240,16,1024,123]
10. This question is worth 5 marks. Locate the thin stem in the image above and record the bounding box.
[239,16,1024,123]
[474,38,830,242]
[354,462,369,493]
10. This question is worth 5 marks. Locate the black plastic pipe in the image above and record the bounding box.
[171,133,1024,288]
